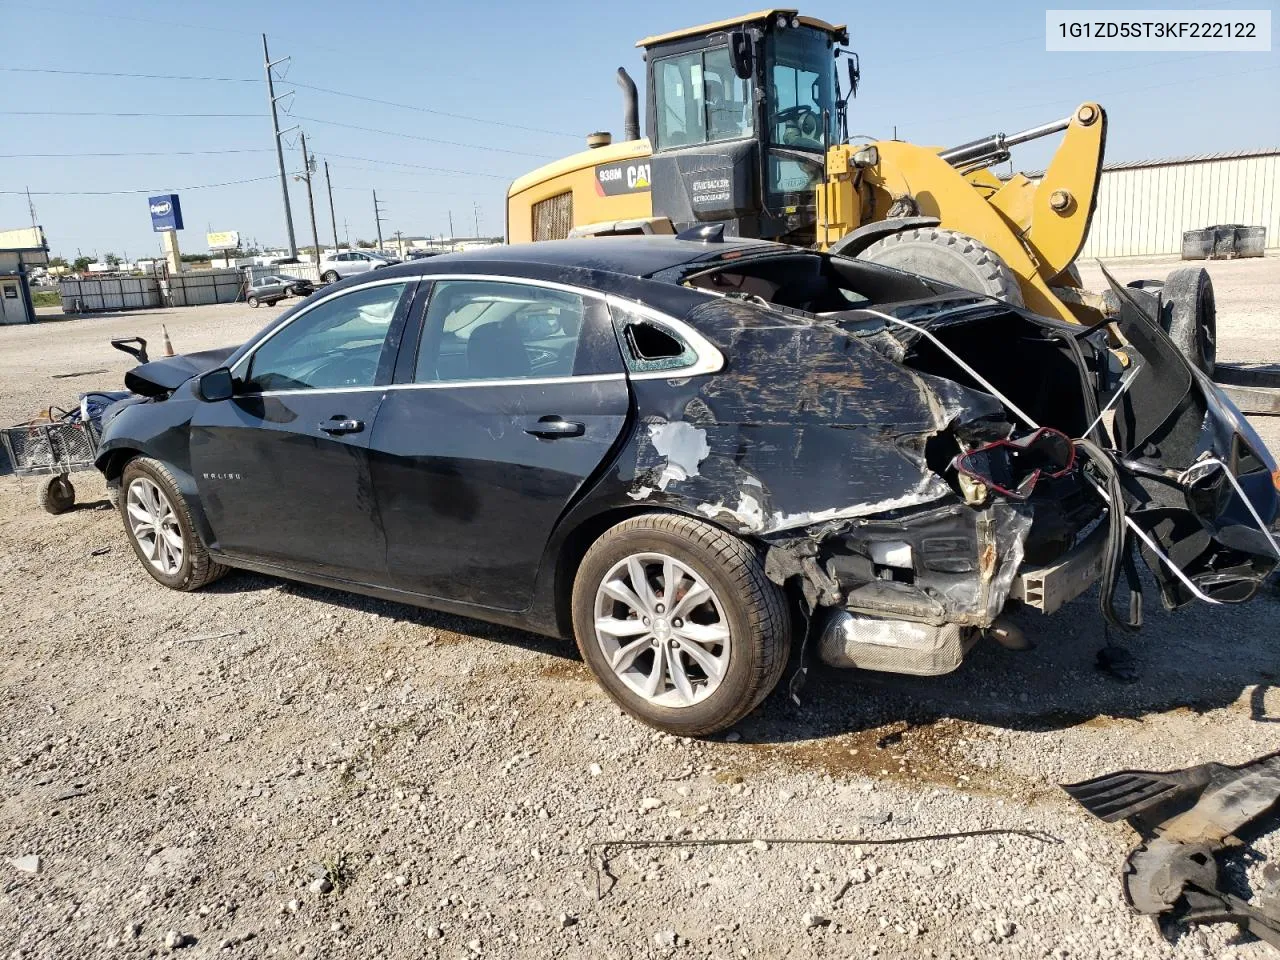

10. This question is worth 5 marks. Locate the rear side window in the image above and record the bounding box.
[415,280,586,383]
[610,303,701,373]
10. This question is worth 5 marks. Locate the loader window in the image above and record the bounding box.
[654,48,752,150]
[766,27,836,197]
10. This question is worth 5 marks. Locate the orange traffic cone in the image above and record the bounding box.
[161,325,175,357]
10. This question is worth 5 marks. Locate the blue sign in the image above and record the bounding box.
[148,194,184,232]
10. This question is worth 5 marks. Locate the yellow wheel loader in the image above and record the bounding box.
[507,8,1216,372]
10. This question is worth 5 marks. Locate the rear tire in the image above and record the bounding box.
[858,227,1025,306]
[571,514,789,736]
[120,457,228,591]
[38,476,75,515]
[322,271,340,283]
[1163,267,1216,376]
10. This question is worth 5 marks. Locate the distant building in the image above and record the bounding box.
[1011,147,1279,259]
[0,226,49,324]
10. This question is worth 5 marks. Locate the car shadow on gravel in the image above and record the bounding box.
[738,575,1280,746]
[203,568,576,661]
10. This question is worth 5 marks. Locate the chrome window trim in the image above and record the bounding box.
[229,272,725,395]
[229,276,414,381]
[248,372,627,398]
[605,294,725,379]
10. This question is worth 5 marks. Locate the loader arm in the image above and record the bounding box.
[986,103,1106,282]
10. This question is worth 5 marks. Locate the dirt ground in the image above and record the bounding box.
[2,260,1278,960]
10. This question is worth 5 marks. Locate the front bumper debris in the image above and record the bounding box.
[1008,523,1107,615]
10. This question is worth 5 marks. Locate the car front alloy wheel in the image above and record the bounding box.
[119,457,228,591]
[126,476,185,576]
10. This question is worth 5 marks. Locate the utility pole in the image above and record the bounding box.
[447,210,454,239]
[324,160,339,251]
[473,201,479,238]
[25,187,37,229]
[372,190,387,252]
[299,131,321,266]
[262,34,297,258]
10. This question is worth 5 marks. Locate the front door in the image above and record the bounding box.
[370,277,629,610]
[190,278,416,581]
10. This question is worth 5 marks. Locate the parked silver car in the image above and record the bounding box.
[318,250,397,283]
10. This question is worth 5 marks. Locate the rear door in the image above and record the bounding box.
[189,278,416,580]
[369,276,629,610]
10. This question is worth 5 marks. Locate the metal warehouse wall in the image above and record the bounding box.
[1077,150,1280,259]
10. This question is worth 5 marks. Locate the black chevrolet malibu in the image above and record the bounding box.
[96,236,1279,734]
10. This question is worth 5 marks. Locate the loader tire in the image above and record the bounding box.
[858,227,1025,306]
[1162,267,1216,376]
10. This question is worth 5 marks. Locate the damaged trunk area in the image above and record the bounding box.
[648,252,1279,677]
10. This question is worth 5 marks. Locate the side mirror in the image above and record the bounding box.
[846,53,860,99]
[196,367,235,402]
[729,30,754,80]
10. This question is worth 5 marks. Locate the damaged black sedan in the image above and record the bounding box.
[95,236,1280,735]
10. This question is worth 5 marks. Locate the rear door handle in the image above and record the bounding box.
[319,417,364,435]
[525,416,584,439]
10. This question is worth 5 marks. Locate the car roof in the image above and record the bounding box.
[421,236,782,279]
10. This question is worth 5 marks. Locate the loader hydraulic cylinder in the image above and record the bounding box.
[939,116,1073,170]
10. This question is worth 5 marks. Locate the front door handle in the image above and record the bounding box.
[319,417,364,435]
[525,416,585,439]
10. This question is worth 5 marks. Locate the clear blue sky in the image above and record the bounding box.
[1,0,1276,259]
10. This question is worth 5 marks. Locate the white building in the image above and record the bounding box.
[1067,147,1278,259]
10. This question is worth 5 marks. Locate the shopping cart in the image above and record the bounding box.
[1,395,119,514]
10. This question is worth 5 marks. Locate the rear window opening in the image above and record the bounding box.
[684,252,946,312]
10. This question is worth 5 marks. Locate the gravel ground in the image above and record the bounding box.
[2,262,1278,959]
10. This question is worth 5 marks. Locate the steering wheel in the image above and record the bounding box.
[776,105,823,148]
[310,354,379,388]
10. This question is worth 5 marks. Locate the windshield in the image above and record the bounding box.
[653,46,753,150]
[766,27,836,197]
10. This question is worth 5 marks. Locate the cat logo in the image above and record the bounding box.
[595,160,652,197]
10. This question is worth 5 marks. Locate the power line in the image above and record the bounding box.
[0,148,274,159]
[1,174,286,197]
[322,152,514,179]
[294,115,557,158]
[284,80,578,138]
[1,110,261,118]
[0,66,257,82]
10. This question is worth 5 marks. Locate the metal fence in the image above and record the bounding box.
[162,269,246,307]
[58,277,162,313]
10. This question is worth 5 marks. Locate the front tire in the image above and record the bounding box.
[247,295,260,308]
[120,457,228,591]
[572,514,789,736]
[1163,267,1216,376]
[858,227,1025,306]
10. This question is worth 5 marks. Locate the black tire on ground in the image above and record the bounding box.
[1162,267,1216,376]
[571,514,790,736]
[119,457,229,591]
[247,295,260,308]
[322,271,340,283]
[857,227,1025,306]
[38,476,75,515]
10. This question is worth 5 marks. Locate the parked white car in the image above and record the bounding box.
[318,250,397,283]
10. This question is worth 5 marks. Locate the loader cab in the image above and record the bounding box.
[639,10,845,245]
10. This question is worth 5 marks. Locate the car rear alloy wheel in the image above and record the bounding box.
[594,552,731,708]
[573,514,789,736]
[119,457,228,591]
[126,476,185,576]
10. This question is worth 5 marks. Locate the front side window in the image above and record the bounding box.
[415,280,586,383]
[242,282,407,392]
[654,47,753,150]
